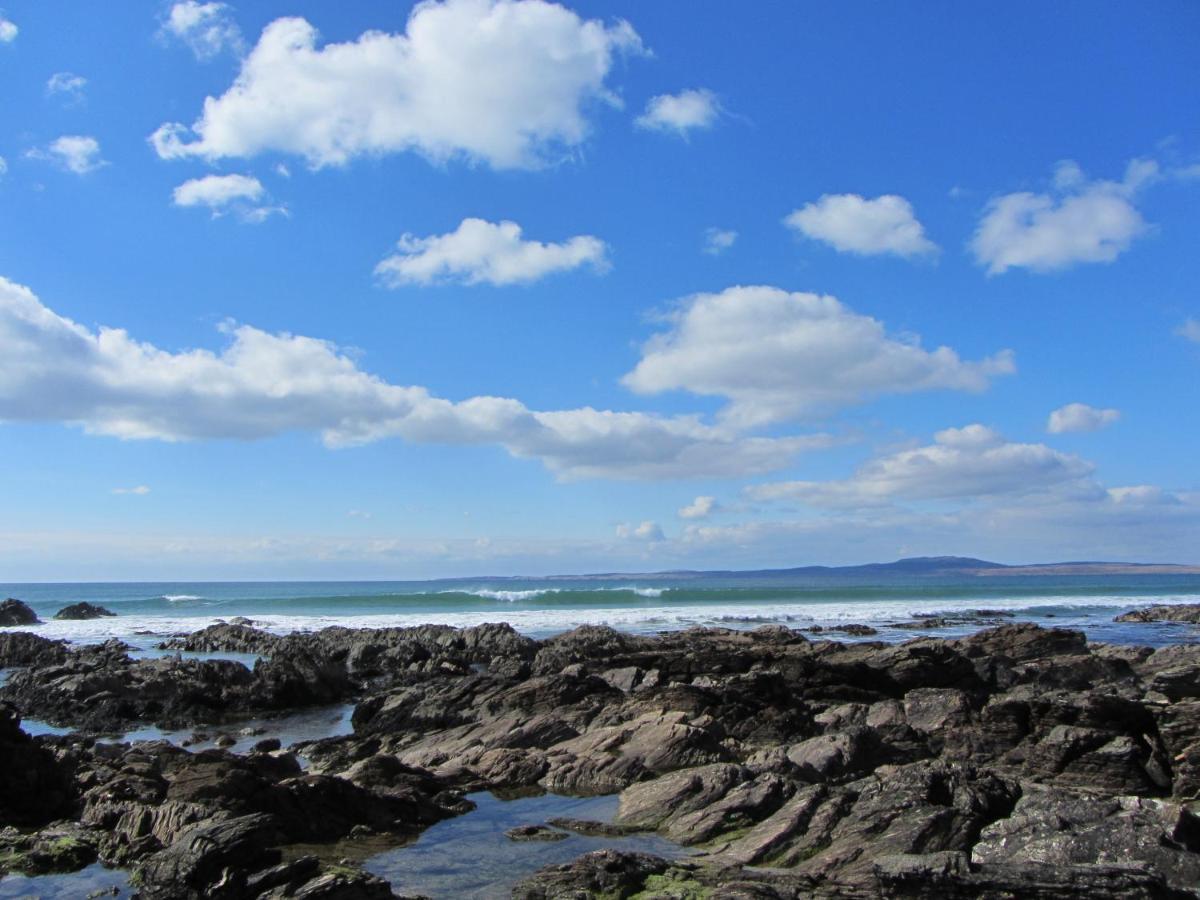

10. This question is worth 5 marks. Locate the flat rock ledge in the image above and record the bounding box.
[3,619,1200,897]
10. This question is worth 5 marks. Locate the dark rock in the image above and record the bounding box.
[511,849,670,899]
[53,603,117,621]
[0,632,68,668]
[1117,604,1200,624]
[253,737,283,753]
[0,706,76,826]
[505,824,568,842]
[0,599,39,627]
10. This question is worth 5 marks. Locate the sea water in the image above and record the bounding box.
[1,571,1199,647]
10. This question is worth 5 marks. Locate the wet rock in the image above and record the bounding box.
[506,824,568,842]
[0,820,98,875]
[1116,604,1200,624]
[0,598,39,627]
[544,817,639,837]
[54,603,117,620]
[511,849,670,899]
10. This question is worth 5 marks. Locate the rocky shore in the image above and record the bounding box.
[2,615,1200,898]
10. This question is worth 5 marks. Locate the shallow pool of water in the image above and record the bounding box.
[0,863,130,899]
[365,791,689,899]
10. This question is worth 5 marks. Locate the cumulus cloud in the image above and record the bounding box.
[784,193,938,259]
[635,89,720,136]
[703,228,737,256]
[0,275,831,481]
[375,218,608,287]
[171,173,285,222]
[112,485,151,496]
[616,520,664,541]
[162,1,244,60]
[28,135,105,174]
[748,425,1092,509]
[623,285,1014,428]
[971,158,1157,275]
[0,16,16,43]
[678,495,718,520]
[1047,402,1120,434]
[151,0,643,170]
[1177,319,1200,344]
[46,72,87,103]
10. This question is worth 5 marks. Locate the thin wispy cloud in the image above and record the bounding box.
[112,485,151,496]
[46,72,87,104]
[161,1,244,60]
[703,228,737,256]
[28,135,105,174]
[748,425,1093,508]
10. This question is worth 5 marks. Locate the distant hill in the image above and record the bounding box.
[448,555,1200,585]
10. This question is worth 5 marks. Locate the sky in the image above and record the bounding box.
[0,0,1198,580]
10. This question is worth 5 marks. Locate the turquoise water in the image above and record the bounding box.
[366,792,689,899]
[1,572,1199,645]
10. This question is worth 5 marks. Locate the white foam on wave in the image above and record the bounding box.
[10,592,1199,646]
[440,585,665,602]
[161,594,203,602]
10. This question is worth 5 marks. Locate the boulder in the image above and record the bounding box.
[53,603,117,620]
[0,599,39,627]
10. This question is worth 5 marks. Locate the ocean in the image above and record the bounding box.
[4,571,1200,647]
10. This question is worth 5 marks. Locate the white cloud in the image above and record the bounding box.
[29,135,105,174]
[678,495,717,520]
[162,1,244,60]
[635,88,720,136]
[171,173,285,222]
[151,0,644,170]
[1177,318,1200,344]
[623,285,1014,428]
[0,157,6,177]
[46,72,87,103]
[112,485,151,496]
[748,425,1092,509]
[784,193,938,259]
[1047,402,1120,434]
[376,218,608,287]
[971,158,1157,275]
[616,520,664,541]
[703,228,737,256]
[0,16,16,43]
[0,275,829,481]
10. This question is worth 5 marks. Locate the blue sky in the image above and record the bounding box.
[0,0,1198,580]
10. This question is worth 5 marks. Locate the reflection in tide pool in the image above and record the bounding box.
[366,791,690,900]
[0,863,130,899]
